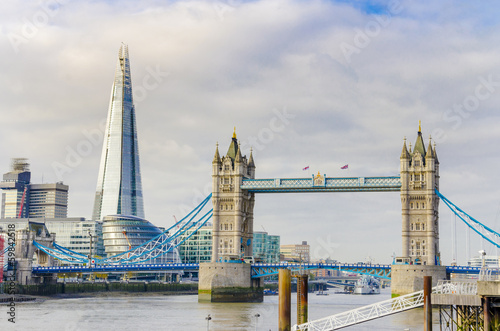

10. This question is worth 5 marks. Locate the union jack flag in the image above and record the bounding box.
[341,164,348,169]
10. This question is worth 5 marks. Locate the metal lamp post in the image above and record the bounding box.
[205,314,211,330]
[88,230,93,268]
[254,313,260,331]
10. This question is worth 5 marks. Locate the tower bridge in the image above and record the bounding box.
[197,124,443,302]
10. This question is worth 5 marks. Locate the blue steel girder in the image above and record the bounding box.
[250,263,392,279]
[241,176,401,193]
[32,263,200,274]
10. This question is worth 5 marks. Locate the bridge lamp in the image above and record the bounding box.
[479,250,486,267]
[254,313,260,331]
[88,230,93,268]
[205,314,211,330]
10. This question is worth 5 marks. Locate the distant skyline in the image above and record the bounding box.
[1,1,500,265]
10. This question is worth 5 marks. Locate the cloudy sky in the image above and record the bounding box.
[1,0,500,265]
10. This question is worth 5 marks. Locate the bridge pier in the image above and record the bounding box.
[391,264,446,296]
[198,262,263,302]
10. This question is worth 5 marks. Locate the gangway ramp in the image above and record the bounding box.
[292,282,460,331]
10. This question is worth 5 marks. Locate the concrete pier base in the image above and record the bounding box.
[391,265,447,297]
[198,262,263,302]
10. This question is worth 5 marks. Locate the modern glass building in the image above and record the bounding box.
[0,218,104,259]
[92,45,144,221]
[102,215,180,263]
[178,224,212,263]
[0,159,69,219]
[253,231,280,263]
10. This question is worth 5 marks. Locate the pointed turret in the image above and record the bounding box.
[248,149,255,168]
[400,138,410,159]
[235,142,243,163]
[213,142,221,164]
[425,138,434,160]
[226,127,239,161]
[433,142,439,164]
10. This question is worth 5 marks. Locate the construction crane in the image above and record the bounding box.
[122,229,132,258]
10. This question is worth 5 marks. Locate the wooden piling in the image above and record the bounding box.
[297,274,308,325]
[423,276,432,331]
[279,269,291,331]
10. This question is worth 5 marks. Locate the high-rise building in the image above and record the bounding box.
[92,45,144,221]
[0,158,68,219]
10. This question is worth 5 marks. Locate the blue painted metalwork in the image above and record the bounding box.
[436,189,500,249]
[32,263,200,274]
[241,176,401,193]
[250,263,393,279]
[445,266,481,274]
[32,262,481,277]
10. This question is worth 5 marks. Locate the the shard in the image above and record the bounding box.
[92,45,145,220]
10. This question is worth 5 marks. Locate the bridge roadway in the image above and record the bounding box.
[32,263,481,279]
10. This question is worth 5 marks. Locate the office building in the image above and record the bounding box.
[102,215,180,263]
[0,158,68,219]
[253,231,280,263]
[280,241,310,263]
[0,218,103,260]
[178,224,212,263]
[92,45,145,221]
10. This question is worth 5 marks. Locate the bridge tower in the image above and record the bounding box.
[400,122,440,266]
[198,130,262,302]
[211,129,255,262]
[392,123,446,296]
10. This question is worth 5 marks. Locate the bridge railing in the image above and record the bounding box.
[479,267,500,281]
[435,280,477,295]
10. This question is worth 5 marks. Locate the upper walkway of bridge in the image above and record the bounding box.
[241,176,401,193]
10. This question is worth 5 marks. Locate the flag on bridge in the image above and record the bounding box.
[303,166,309,171]
[341,164,348,169]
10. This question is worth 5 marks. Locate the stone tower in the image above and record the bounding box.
[400,123,440,265]
[211,129,256,262]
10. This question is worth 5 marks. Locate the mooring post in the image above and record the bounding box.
[424,275,432,331]
[297,274,308,325]
[483,297,491,331]
[279,269,291,331]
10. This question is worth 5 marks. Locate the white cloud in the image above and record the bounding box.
[1,0,500,264]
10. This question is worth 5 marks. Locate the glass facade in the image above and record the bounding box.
[252,231,280,263]
[0,218,104,260]
[92,45,144,221]
[102,215,180,263]
[178,225,212,263]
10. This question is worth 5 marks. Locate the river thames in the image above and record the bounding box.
[1,288,440,330]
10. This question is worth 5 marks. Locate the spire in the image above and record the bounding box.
[92,44,144,220]
[235,142,243,163]
[433,142,439,164]
[226,130,239,161]
[413,122,426,158]
[426,136,434,159]
[213,142,221,164]
[233,126,237,139]
[400,137,410,159]
[248,148,255,168]
[419,120,421,133]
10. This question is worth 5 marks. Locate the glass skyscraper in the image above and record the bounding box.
[92,45,144,221]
